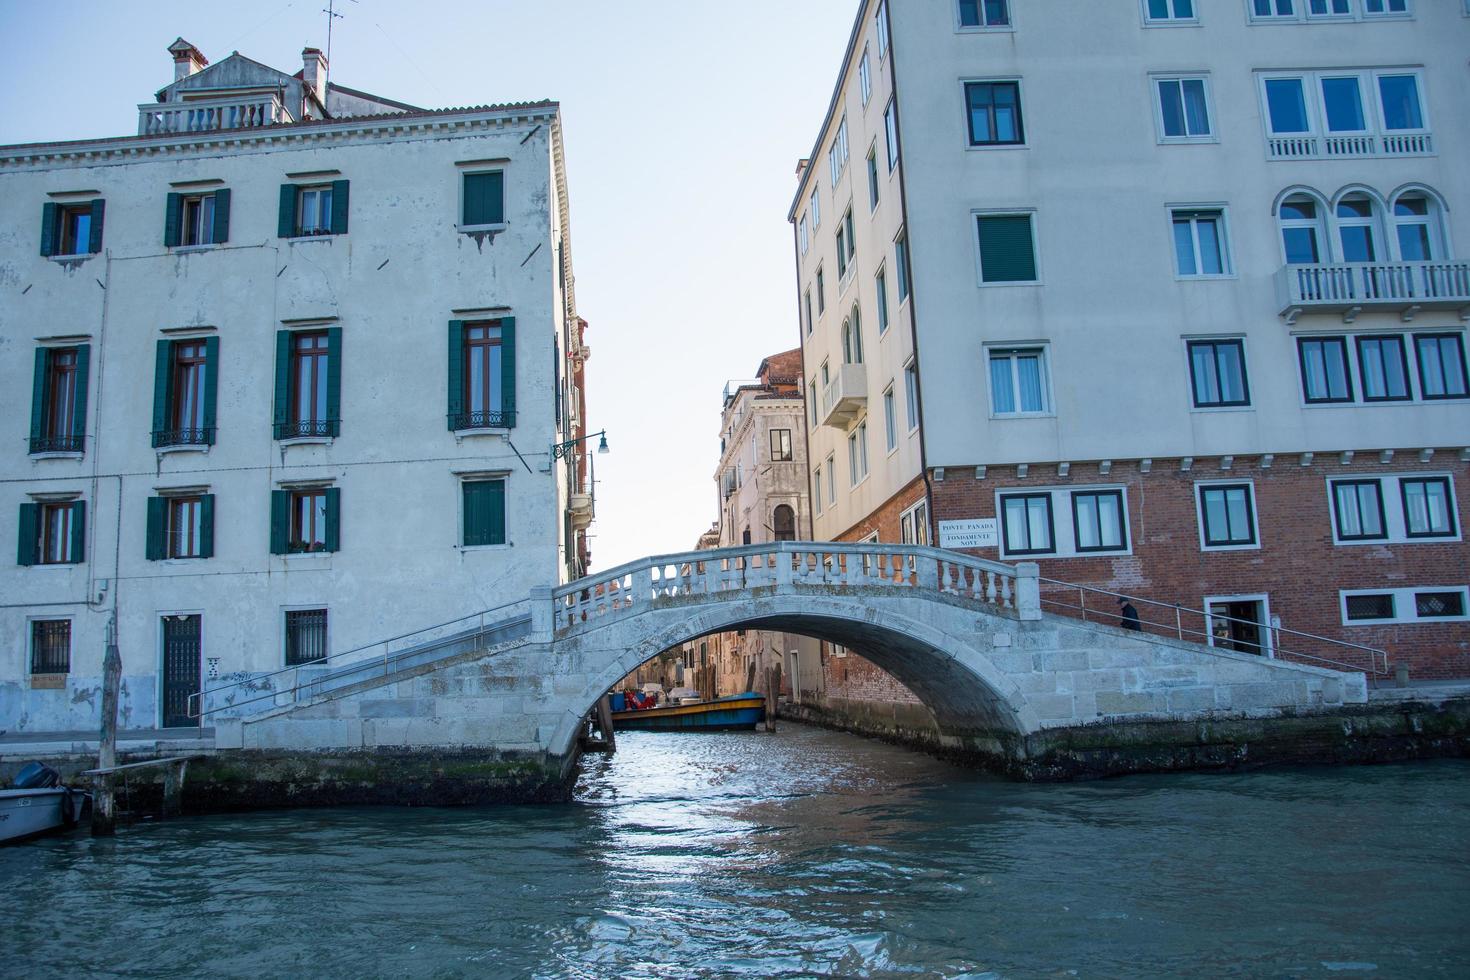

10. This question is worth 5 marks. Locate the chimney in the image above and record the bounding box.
[302,47,328,107]
[168,38,208,82]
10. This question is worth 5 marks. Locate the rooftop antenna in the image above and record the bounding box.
[321,0,357,89]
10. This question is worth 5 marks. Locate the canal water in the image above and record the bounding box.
[4,724,1468,978]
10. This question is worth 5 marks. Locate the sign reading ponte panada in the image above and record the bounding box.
[938,518,999,550]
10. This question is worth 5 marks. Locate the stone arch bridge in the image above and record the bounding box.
[199,542,1373,789]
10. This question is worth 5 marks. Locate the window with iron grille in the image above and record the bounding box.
[31,620,71,674]
[285,609,328,666]
[1416,592,1465,619]
[1345,593,1395,621]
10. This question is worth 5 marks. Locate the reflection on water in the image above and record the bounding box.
[5,724,1468,978]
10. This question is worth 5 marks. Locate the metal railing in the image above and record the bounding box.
[448,409,517,431]
[274,419,340,440]
[152,427,214,449]
[1038,578,1389,677]
[28,434,84,454]
[188,598,533,719]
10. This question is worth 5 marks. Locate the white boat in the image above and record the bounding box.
[0,763,88,844]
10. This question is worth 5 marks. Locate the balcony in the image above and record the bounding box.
[820,363,868,429]
[449,409,516,431]
[1277,261,1470,324]
[1267,132,1433,161]
[569,492,594,531]
[152,427,215,449]
[138,95,294,136]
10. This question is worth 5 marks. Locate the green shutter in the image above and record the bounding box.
[145,497,166,561]
[977,215,1037,283]
[278,184,296,238]
[151,340,174,447]
[164,193,183,247]
[325,327,343,437]
[463,481,505,547]
[330,179,350,235]
[17,503,38,566]
[272,330,292,438]
[28,348,48,452]
[324,487,341,553]
[69,500,86,564]
[500,317,516,427]
[486,481,505,545]
[463,172,504,225]
[39,202,56,257]
[71,344,89,449]
[199,494,215,559]
[201,336,219,444]
[87,199,105,254]
[212,188,231,244]
[269,490,289,555]
[447,320,465,430]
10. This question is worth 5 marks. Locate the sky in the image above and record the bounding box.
[0,0,855,571]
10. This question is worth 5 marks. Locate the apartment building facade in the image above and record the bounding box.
[792,1,1469,677]
[3,40,592,732]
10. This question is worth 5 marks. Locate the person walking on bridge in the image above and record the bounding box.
[1117,596,1142,631]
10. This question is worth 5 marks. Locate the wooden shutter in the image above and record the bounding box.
[324,487,341,552]
[199,494,215,559]
[269,490,289,555]
[151,340,174,448]
[977,215,1037,283]
[201,336,219,444]
[28,348,48,451]
[17,503,38,566]
[69,500,86,564]
[71,344,90,448]
[463,480,506,547]
[212,189,231,244]
[87,199,105,254]
[326,327,343,436]
[330,179,350,235]
[272,331,292,438]
[278,184,297,238]
[164,193,183,247]
[446,320,465,430]
[463,171,504,225]
[145,497,166,561]
[39,202,56,257]
[500,317,516,427]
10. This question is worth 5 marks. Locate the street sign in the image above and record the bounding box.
[939,518,998,549]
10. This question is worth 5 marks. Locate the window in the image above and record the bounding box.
[1187,339,1250,408]
[1392,194,1437,261]
[1259,71,1429,159]
[842,310,864,364]
[285,609,328,666]
[895,232,911,300]
[1331,480,1387,541]
[165,190,230,247]
[269,487,340,554]
[773,505,797,542]
[965,82,1024,146]
[1072,490,1128,552]
[1145,0,1196,22]
[279,180,348,237]
[770,429,793,462]
[989,347,1050,416]
[904,361,919,431]
[1198,484,1257,548]
[1336,195,1378,263]
[866,149,880,211]
[848,421,869,485]
[1298,337,1353,403]
[31,620,71,674]
[883,385,897,451]
[275,329,341,438]
[976,213,1037,284]
[144,494,213,561]
[816,268,826,314]
[1172,209,1229,276]
[29,345,89,454]
[1253,0,1410,20]
[900,500,929,546]
[799,216,809,256]
[804,288,814,335]
[810,189,820,230]
[825,456,836,506]
[884,99,899,171]
[809,383,818,426]
[462,170,505,227]
[1307,0,1352,17]
[876,0,889,56]
[1355,335,1411,402]
[1001,493,1054,556]
[1414,333,1468,400]
[859,46,872,105]
[836,208,856,279]
[152,337,218,448]
[17,501,84,566]
[828,117,849,186]
[40,199,103,257]
[1401,477,1456,538]
[1155,77,1212,141]
[958,0,1010,27]
[448,318,517,430]
[874,268,890,334]
[1279,196,1324,264]
[813,467,824,515]
[1341,587,1468,626]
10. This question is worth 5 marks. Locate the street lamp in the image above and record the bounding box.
[551,429,609,460]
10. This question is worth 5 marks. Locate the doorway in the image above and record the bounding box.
[1205,595,1272,657]
[162,614,202,728]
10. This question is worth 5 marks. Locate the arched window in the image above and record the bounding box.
[1390,192,1446,262]
[773,505,796,541]
[742,526,751,545]
[842,307,863,364]
[1279,193,1326,265]
[1335,193,1381,263]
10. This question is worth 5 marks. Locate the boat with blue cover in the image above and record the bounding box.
[608,691,766,731]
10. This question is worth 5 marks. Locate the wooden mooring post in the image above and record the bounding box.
[763,666,778,733]
[91,635,122,836]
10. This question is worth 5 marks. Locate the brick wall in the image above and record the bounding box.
[930,454,1470,679]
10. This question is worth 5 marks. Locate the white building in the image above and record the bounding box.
[2,40,592,732]
[792,1,1469,677]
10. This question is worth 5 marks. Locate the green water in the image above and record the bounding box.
[5,724,1468,978]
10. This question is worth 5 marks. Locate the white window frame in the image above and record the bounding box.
[866,146,881,212]
[1248,0,1412,23]
[997,485,1133,559]
[859,46,872,106]
[1256,68,1432,157]
[884,98,900,172]
[1203,593,1276,658]
[825,455,836,506]
[810,189,820,231]
[986,344,1054,418]
[876,0,890,58]
[1327,473,1462,546]
[798,215,809,256]
[813,466,823,515]
[1170,205,1234,278]
[1340,586,1468,626]
[1195,480,1260,552]
[1152,74,1216,144]
[1141,0,1199,25]
[828,116,850,187]
[900,499,929,546]
[973,209,1042,287]
[848,420,869,487]
[883,384,898,453]
[875,264,890,334]
[903,359,919,432]
[956,0,1014,32]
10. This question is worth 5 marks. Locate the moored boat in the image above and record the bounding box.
[0,762,88,844]
[609,691,766,732]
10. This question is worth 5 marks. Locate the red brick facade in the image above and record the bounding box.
[929,454,1470,679]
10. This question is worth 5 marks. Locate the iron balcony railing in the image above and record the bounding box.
[152,427,215,449]
[28,434,84,454]
[274,419,340,440]
[449,409,516,430]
